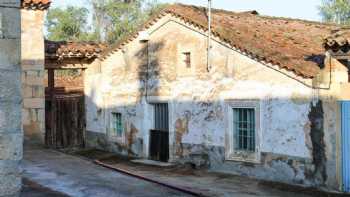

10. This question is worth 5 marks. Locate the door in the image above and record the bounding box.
[342,101,350,192]
[149,103,169,162]
[46,94,86,149]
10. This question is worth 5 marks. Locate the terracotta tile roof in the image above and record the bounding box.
[45,40,107,60]
[21,0,51,10]
[101,4,345,78]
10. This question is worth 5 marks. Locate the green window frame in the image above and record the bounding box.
[112,113,123,138]
[233,108,256,152]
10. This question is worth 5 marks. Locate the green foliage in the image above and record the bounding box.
[91,0,165,43]
[46,6,91,41]
[45,1,165,44]
[319,0,350,25]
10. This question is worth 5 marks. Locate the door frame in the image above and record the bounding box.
[145,96,174,162]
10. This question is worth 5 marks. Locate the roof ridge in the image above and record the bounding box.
[98,3,349,79]
[172,3,347,28]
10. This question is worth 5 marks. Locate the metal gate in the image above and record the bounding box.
[45,92,85,149]
[342,101,350,192]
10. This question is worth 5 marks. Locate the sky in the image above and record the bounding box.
[52,0,322,22]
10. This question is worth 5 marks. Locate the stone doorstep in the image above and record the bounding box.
[131,159,176,167]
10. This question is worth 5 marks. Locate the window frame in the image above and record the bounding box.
[226,100,261,163]
[110,112,125,142]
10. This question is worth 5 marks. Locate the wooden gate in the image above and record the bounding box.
[46,91,85,149]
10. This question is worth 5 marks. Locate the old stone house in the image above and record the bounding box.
[79,4,350,193]
[5,0,350,195]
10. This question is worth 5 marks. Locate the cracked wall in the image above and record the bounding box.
[308,101,327,185]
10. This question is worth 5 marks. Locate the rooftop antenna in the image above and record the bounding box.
[207,0,212,72]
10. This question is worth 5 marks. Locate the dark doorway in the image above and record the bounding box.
[45,69,86,149]
[46,92,86,149]
[149,103,169,162]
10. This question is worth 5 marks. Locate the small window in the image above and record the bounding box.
[183,52,191,68]
[111,113,123,138]
[233,108,255,152]
[226,100,260,163]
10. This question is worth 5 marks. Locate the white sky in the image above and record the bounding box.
[51,0,322,21]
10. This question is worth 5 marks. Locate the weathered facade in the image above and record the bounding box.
[82,4,350,192]
[0,0,22,196]
[21,0,50,143]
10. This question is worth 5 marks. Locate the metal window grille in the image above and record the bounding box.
[154,103,169,131]
[233,108,255,152]
[112,113,123,137]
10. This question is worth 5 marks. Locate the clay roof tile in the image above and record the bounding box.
[101,4,349,78]
[45,40,107,60]
[21,0,51,10]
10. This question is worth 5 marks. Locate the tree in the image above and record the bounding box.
[319,0,350,25]
[90,0,110,42]
[46,6,91,41]
[90,0,165,43]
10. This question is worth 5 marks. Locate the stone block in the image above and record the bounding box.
[22,109,30,125]
[22,85,32,98]
[32,86,44,98]
[0,7,20,39]
[0,173,21,197]
[21,64,44,71]
[23,74,44,86]
[0,133,22,161]
[0,160,20,175]
[23,98,44,109]
[0,70,21,102]
[0,102,21,132]
[0,40,20,70]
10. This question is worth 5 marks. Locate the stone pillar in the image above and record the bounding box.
[0,0,22,196]
[21,8,45,143]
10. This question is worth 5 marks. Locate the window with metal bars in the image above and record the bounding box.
[111,113,123,138]
[154,103,169,131]
[233,108,256,152]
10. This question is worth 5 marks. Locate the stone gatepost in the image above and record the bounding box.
[0,0,22,196]
[21,3,46,144]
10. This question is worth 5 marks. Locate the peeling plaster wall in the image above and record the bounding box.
[84,15,342,191]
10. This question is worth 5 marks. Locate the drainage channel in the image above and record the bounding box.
[94,160,206,197]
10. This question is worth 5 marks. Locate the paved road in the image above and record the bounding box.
[22,146,190,197]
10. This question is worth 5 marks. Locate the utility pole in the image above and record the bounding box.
[207,0,212,72]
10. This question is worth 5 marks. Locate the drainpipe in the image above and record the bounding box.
[207,0,212,72]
